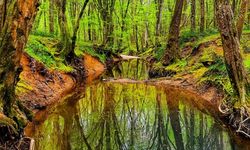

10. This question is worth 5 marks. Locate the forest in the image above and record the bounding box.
[0,0,250,149]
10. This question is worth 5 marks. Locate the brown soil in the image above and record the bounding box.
[17,53,105,111]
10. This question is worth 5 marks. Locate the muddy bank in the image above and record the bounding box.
[17,53,105,111]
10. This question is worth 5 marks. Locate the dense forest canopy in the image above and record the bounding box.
[33,0,250,52]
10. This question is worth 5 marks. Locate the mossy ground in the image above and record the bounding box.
[150,31,250,101]
[25,35,106,72]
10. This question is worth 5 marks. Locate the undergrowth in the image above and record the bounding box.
[25,35,74,72]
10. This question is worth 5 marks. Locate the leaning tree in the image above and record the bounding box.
[0,0,39,135]
[215,0,250,106]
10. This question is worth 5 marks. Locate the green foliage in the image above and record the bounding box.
[166,59,188,73]
[154,46,165,61]
[75,42,106,63]
[199,57,233,95]
[180,29,219,48]
[25,36,74,72]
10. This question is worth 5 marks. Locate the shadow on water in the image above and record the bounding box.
[25,82,250,150]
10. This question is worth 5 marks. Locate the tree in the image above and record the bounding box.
[95,0,116,47]
[49,0,55,34]
[0,0,39,133]
[56,0,71,58]
[215,0,250,105]
[191,0,196,32]
[200,0,205,32]
[162,0,184,66]
[237,0,249,40]
[155,0,164,46]
[71,0,90,59]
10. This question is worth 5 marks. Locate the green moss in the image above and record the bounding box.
[75,42,106,63]
[25,35,74,72]
[193,67,209,79]
[15,80,33,95]
[166,59,187,73]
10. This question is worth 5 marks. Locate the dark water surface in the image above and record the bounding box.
[25,59,249,150]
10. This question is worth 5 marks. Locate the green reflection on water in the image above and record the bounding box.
[29,82,234,150]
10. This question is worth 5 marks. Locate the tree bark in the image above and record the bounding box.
[155,0,164,46]
[191,0,196,32]
[49,0,55,34]
[71,0,90,58]
[237,0,248,40]
[56,0,71,58]
[95,0,116,47]
[200,0,205,32]
[215,0,250,104]
[162,0,184,66]
[0,0,38,126]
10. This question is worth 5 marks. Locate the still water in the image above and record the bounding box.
[25,60,249,150]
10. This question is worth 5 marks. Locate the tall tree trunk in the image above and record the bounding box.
[71,0,90,58]
[162,0,184,66]
[96,0,116,47]
[0,0,39,130]
[191,0,196,32]
[215,0,250,105]
[237,0,249,40]
[232,0,236,14]
[118,0,130,49]
[155,0,164,47]
[200,0,205,32]
[57,0,71,58]
[0,0,6,31]
[49,0,55,34]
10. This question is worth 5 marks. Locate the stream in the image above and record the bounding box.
[25,59,250,150]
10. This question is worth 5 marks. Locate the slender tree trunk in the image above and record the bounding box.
[57,0,71,58]
[215,0,250,104]
[96,0,116,47]
[88,3,92,41]
[0,0,5,31]
[200,0,205,32]
[0,0,39,129]
[162,0,184,66]
[49,0,55,34]
[232,0,236,14]
[237,0,249,40]
[71,0,90,57]
[155,0,164,46]
[191,0,196,32]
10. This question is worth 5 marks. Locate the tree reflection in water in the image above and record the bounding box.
[29,83,239,150]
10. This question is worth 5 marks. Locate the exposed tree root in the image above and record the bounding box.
[219,103,250,139]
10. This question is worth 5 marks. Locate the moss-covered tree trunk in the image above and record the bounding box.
[162,0,184,66]
[237,0,248,40]
[0,0,38,130]
[191,0,196,32]
[56,0,71,59]
[71,0,90,59]
[96,0,116,47]
[215,0,250,105]
[200,0,205,32]
[155,0,164,47]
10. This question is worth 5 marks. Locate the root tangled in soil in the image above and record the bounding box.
[219,103,250,139]
[0,137,32,150]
